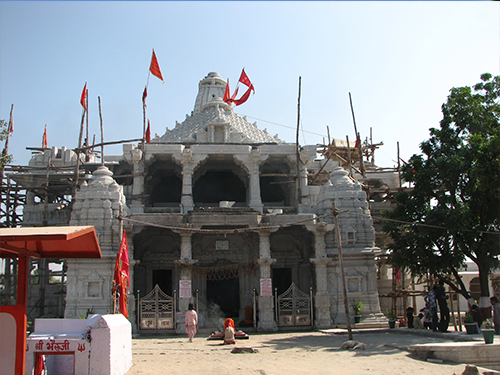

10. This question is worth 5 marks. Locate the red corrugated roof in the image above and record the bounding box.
[0,226,102,259]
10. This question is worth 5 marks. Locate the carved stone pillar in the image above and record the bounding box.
[174,149,208,214]
[130,148,145,214]
[307,222,334,328]
[173,229,198,333]
[257,258,277,331]
[234,150,268,213]
[257,228,278,331]
[310,258,333,327]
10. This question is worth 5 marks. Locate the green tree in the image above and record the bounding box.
[383,73,500,305]
[1,119,13,168]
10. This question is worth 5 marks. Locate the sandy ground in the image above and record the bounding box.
[124,330,473,375]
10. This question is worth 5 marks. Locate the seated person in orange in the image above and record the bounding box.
[223,318,236,345]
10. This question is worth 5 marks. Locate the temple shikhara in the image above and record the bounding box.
[2,71,403,332]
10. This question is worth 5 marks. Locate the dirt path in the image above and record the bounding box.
[125,331,468,375]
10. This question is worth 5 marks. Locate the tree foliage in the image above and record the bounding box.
[1,119,13,168]
[383,73,500,299]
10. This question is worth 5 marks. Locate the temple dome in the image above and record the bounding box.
[155,72,283,145]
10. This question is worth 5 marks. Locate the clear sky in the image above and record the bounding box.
[1,1,499,168]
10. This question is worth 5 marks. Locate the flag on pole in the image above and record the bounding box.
[223,78,231,103]
[233,86,253,106]
[113,231,130,318]
[80,83,87,110]
[149,49,164,82]
[146,120,151,143]
[354,134,360,148]
[42,125,47,148]
[238,68,255,92]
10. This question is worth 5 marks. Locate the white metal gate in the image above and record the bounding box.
[275,283,313,327]
[139,284,176,330]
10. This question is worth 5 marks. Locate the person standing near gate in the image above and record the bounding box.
[436,279,450,332]
[185,303,198,342]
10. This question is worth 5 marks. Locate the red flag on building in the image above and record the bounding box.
[42,125,47,148]
[231,87,239,100]
[146,120,151,143]
[238,68,255,92]
[80,83,87,110]
[223,78,231,103]
[233,86,253,106]
[113,231,130,318]
[149,49,164,82]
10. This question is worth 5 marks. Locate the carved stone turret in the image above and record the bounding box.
[65,166,130,319]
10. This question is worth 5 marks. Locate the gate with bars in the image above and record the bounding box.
[275,282,313,327]
[139,284,176,330]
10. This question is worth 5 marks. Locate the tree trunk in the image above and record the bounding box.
[477,262,492,319]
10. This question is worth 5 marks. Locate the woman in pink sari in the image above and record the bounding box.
[185,303,198,342]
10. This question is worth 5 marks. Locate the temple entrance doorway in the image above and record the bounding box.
[153,269,172,295]
[273,268,292,295]
[207,278,240,319]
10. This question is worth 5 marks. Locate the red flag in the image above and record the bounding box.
[146,120,151,143]
[149,49,164,82]
[142,86,148,106]
[231,86,239,100]
[223,78,231,103]
[113,231,130,318]
[42,125,47,148]
[80,83,87,110]
[233,86,253,106]
[395,267,400,283]
[354,134,360,148]
[238,69,255,92]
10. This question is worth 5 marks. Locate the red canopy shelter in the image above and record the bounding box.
[0,226,102,375]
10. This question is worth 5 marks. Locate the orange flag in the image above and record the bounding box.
[42,125,47,148]
[113,231,130,318]
[149,49,164,82]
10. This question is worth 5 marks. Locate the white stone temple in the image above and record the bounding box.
[8,72,392,332]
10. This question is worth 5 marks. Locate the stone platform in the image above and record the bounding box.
[410,341,500,372]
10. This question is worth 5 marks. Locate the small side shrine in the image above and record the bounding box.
[0,226,102,375]
[25,314,132,375]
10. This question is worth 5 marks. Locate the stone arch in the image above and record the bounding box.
[144,158,182,207]
[192,156,248,207]
[260,157,294,207]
